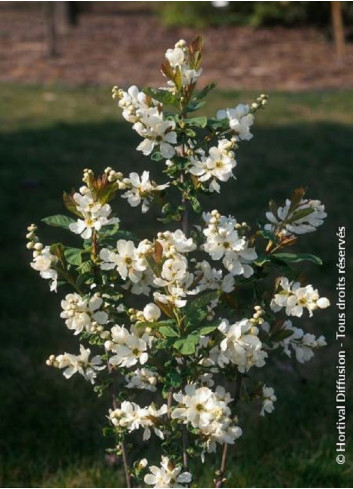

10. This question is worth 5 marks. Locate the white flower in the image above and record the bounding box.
[69,187,119,239]
[143,303,161,322]
[260,385,277,416]
[116,84,179,158]
[60,293,108,335]
[194,260,234,294]
[203,211,257,277]
[125,368,159,392]
[51,345,105,384]
[265,197,327,237]
[172,385,242,453]
[157,229,196,255]
[122,171,168,213]
[217,318,268,372]
[217,104,254,140]
[189,139,237,193]
[105,324,153,369]
[164,40,202,88]
[134,108,177,158]
[264,320,327,363]
[100,239,147,283]
[109,402,167,440]
[153,287,187,309]
[107,333,149,368]
[117,85,150,123]
[270,277,330,317]
[165,47,186,67]
[158,257,188,284]
[30,245,58,292]
[144,456,192,488]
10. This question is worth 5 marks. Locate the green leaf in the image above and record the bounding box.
[272,253,322,266]
[185,100,206,113]
[185,309,208,330]
[173,334,199,355]
[184,116,208,128]
[288,207,315,223]
[187,291,220,315]
[257,229,279,244]
[49,242,65,263]
[64,247,83,266]
[143,87,179,107]
[99,223,120,238]
[164,371,183,389]
[42,214,75,230]
[271,329,294,342]
[159,325,179,338]
[254,255,271,267]
[63,192,81,217]
[190,195,201,213]
[198,325,218,336]
[195,83,216,101]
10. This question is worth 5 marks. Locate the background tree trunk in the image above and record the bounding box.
[331,1,345,61]
[43,2,57,58]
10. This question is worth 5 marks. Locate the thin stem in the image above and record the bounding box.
[167,390,173,418]
[121,440,132,488]
[182,425,190,487]
[215,376,243,488]
[215,444,229,488]
[107,358,132,488]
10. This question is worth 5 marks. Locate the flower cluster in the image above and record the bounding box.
[260,385,277,416]
[46,345,105,384]
[100,239,148,283]
[68,185,119,239]
[165,39,202,89]
[121,171,169,213]
[113,85,177,158]
[144,456,192,488]
[215,318,267,372]
[271,277,330,317]
[109,401,167,441]
[216,104,254,141]
[60,292,108,335]
[172,385,242,453]
[264,320,327,364]
[125,367,159,392]
[27,224,58,292]
[265,196,327,237]
[105,324,153,368]
[188,138,237,193]
[203,210,257,277]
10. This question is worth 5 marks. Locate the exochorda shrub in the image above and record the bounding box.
[27,37,330,488]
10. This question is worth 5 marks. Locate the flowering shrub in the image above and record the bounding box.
[27,37,330,488]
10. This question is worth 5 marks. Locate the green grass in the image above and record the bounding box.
[1,83,352,487]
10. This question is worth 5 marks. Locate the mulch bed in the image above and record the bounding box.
[1,1,353,90]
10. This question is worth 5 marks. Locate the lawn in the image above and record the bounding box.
[0,83,352,487]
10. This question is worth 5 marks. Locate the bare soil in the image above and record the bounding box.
[1,1,353,90]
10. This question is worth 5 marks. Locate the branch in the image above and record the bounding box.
[215,375,243,488]
[121,440,132,488]
[107,358,132,488]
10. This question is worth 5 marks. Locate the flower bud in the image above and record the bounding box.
[143,303,161,322]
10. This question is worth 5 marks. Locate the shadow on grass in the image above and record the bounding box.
[0,120,352,487]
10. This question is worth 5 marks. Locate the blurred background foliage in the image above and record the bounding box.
[159,1,353,29]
